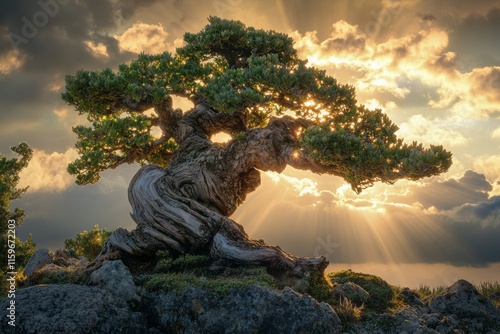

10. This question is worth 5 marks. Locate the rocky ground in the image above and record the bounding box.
[1,248,499,334]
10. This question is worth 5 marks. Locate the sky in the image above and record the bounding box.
[1,0,500,288]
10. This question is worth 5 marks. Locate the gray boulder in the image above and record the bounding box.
[23,248,53,277]
[145,285,342,334]
[398,287,425,308]
[334,282,370,306]
[0,284,147,334]
[429,279,500,332]
[90,260,139,303]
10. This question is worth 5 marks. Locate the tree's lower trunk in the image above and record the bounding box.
[97,164,327,281]
[94,103,328,281]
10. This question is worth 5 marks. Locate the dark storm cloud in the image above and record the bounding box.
[448,6,500,69]
[0,0,162,152]
[412,170,492,211]
[452,196,500,224]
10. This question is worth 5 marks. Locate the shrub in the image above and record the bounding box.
[64,224,111,260]
[334,296,364,324]
[329,270,395,312]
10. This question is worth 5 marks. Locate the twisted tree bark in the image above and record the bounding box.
[96,102,327,279]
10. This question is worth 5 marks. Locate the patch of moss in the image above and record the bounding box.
[328,269,395,312]
[26,266,86,286]
[305,271,335,304]
[155,253,211,274]
[140,266,277,296]
[142,272,202,292]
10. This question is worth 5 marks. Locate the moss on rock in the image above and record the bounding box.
[328,269,395,312]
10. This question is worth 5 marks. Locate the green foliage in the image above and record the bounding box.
[64,224,111,260]
[63,16,452,191]
[155,252,211,274]
[140,250,276,295]
[329,270,395,312]
[0,143,36,298]
[0,142,32,222]
[301,106,452,193]
[142,266,276,296]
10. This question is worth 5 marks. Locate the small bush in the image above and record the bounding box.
[64,224,111,260]
[334,296,364,324]
[329,270,395,312]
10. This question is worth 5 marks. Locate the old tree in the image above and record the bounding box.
[63,18,451,280]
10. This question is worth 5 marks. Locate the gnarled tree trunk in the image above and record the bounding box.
[96,102,328,279]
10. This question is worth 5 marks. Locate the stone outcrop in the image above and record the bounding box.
[23,248,88,279]
[0,284,147,334]
[143,285,341,334]
[347,280,500,334]
[429,279,500,332]
[23,248,53,277]
[90,260,139,303]
[1,260,342,334]
[3,257,500,334]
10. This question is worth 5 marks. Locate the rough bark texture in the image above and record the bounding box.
[96,102,327,279]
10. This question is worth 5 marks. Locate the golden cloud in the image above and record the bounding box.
[397,114,468,147]
[115,22,183,54]
[0,50,25,76]
[292,18,500,122]
[492,127,500,139]
[84,40,109,58]
[468,66,500,104]
[473,155,500,183]
[19,148,79,192]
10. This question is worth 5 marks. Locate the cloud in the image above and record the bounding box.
[492,126,500,139]
[84,40,110,58]
[0,49,25,75]
[468,66,500,104]
[115,22,182,54]
[236,165,500,267]
[291,15,500,120]
[18,148,79,192]
[450,196,500,227]
[412,170,492,211]
[397,114,468,147]
[233,169,500,266]
[473,155,500,183]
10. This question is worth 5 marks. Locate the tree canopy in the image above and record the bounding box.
[63,16,452,193]
[0,142,32,224]
[1,143,36,296]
